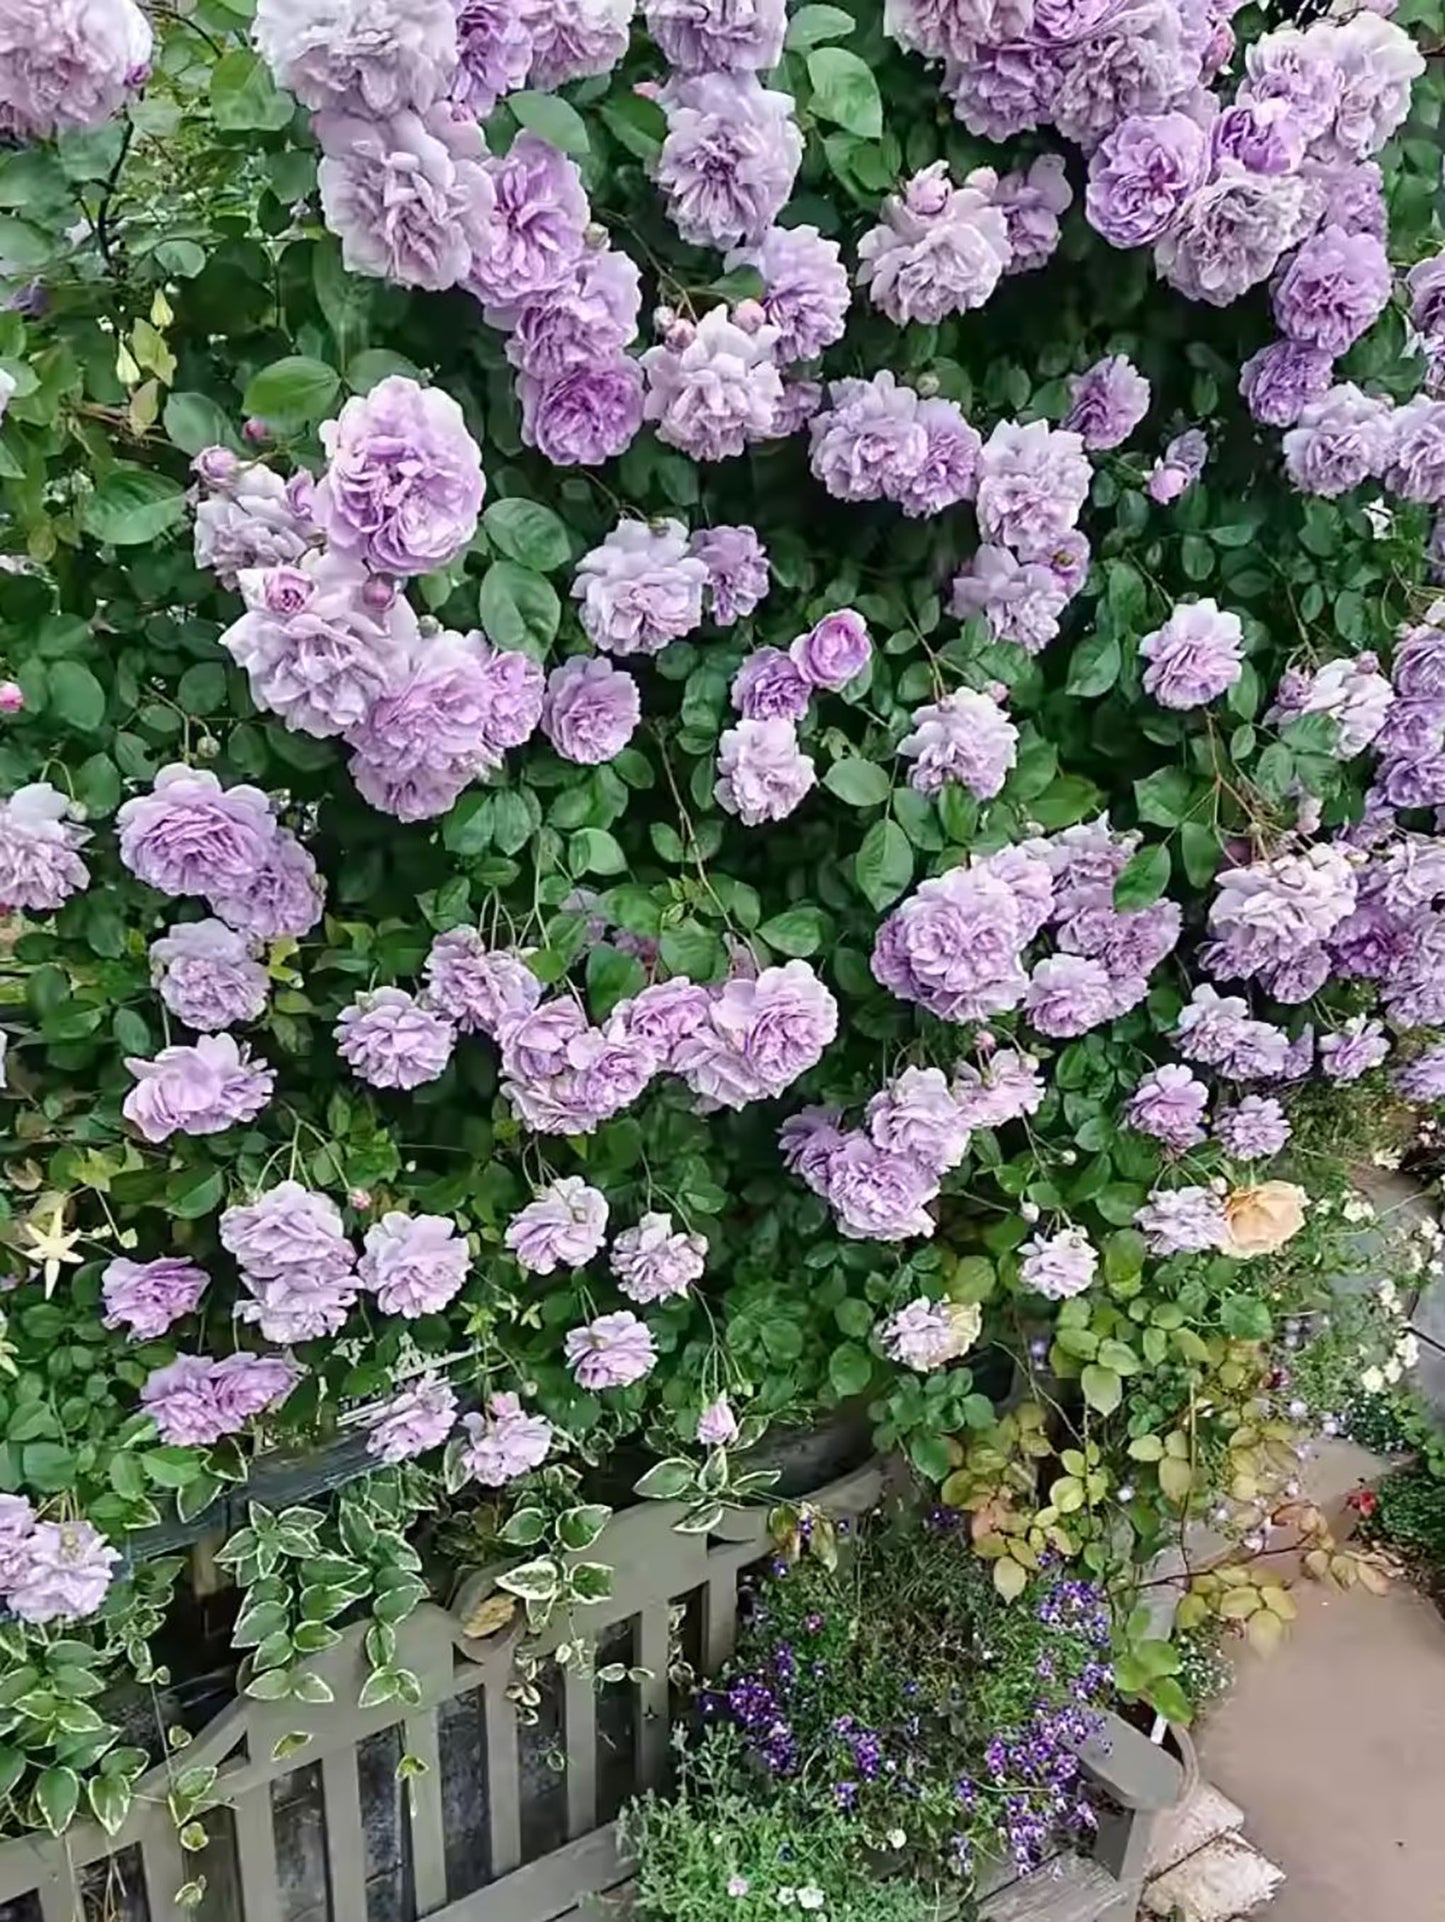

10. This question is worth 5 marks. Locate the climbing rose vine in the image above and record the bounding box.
[0,0,1438,1851]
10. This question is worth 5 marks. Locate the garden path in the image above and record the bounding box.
[1191,1441,1445,1922]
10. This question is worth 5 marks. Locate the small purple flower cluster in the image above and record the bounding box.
[871,819,1180,1036]
[724,610,871,820]
[950,419,1094,652]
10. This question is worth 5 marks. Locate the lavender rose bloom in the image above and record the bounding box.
[221,551,417,739]
[675,961,838,1108]
[1051,0,1195,151]
[221,1181,355,1282]
[6,1520,119,1624]
[1135,1185,1227,1254]
[1408,250,1445,338]
[519,357,645,467]
[698,1397,739,1446]
[253,0,458,113]
[1086,112,1210,249]
[691,525,770,626]
[123,1035,273,1143]
[367,1376,457,1463]
[994,154,1072,274]
[150,919,269,1032]
[656,71,802,250]
[211,830,325,941]
[945,42,1062,144]
[424,931,540,1036]
[358,1212,469,1316]
[825,1136,940,1242]
[865,1066,971,1174]
[1065,354,1151,450]
[615,979,711,1067]
[790,609,871,691]
[896,398,982,519]
[644,0,785,71]
[1146,427,1208,504]
[1215,1096,1291,1160]
[143,1352,299,1447]
[1155,169,1310,308]
[521,0,631,88]
[809,371,928,504]
[565,1310,657,1390]
[1320,1016,1390,1082]
[1282,382,1394,496]
[1238,340,1335,428]
[1024,953,1118,1037]
[0,783,89,913]
[1385,397,1445,504]
[193,461,315,589]
[872,867,1029,1023]
[542,657,641,764]
[506,250,640,385]
[461,1392,553,1483]
[950,544,1071,654]
[1019,1229,1098,1301]
[0,0,150,139]
[1273,226,1390,357]
[975,420,1091,561]
[1308,11,1422,165]
[856,163,1012,325]
[610,1210,707,1303]
[451,0,532,116]
[1127,1063,1209,1149]
[101,1257,209,1340]
[336,988,454,1089]
[468,134,590,310]
[573,518,707,656]
[315,376,484,578]
[118,765,275,901]
[732,647,811,721]
[642,307,783,463]
[1140,599,1245,709]
[726,224,850,364]
[715,718,816,825]
[315,106,494,292]
[506,1176,608,1274]
[900,688,1018,798]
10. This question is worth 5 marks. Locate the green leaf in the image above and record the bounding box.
[46,661,105,732]
[824,758,891,807]
[758,907,829,957]
[586,943,645,1020]
[163,392,241,457]
[633,1458,695,1500]
[441,792,493,857]
[34,1765,79,1836]
[1221,1296,1272,1341]
[854,818,913,911]
[478,562,561,654]
[807,47,883,137]
[81,468,187,546]
[1031,774,1101,829]
[1178,822,1223,889]
[314,238,375,369]
[598,92,667,161]
[1081,1365,1123,1416]
[1066,631,1121,699]
[1113,843,1171,911]
[483,499,571,572]
[659,921,725,981]
[908,1433,953,1482]
[1134,767,1192,828]
[210,50,294,132]
[21,1442,76,1492]
[169,1166,225,1221]
[829,1343,874,1397]
[242,357,341,427]
[508,91,590,157]
[569,827,627,876]
[787,3,857,46]
[1180,534,1214,582]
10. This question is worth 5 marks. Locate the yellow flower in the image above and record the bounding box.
[1221,1181,1308,1258]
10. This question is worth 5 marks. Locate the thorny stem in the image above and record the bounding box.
[95,121,136,277]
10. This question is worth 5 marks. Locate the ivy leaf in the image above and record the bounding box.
[242,356,340,426]
[34,1765,79,1836]
[824,758,891,807]
[807,47,883,137]
[508,90,590,157]
[854,819,913,910]
[81,468,187,546]
[1112,843,1171,911]
[483,499,571,573]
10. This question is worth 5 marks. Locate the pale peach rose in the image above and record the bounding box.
[1221,1181,1307,1257]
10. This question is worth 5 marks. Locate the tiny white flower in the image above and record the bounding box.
[1361,1365,1386,1394]
[777,1890,796,1908]
[1385,1358,1403,1385]
[1398,1333,1420,1368]
[797,1889,826,1912]
[886,1829,907,1850]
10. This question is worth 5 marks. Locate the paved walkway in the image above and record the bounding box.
[1193,1451,1445,1922]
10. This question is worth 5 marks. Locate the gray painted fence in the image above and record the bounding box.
[0,1459,1178,1922]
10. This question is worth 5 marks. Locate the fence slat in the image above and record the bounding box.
[141,1823,188,1922]
[35,1867,77,1922]
[320,1748,368,1921]
[635,1604,670,1791]
[562,1667,596,1841]
[703,1570,738,1673]
[233,1786,282,1921]
[404,1710,448,1914]
[484,1681,522,1880]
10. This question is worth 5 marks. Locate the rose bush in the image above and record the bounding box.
[0,0,1439,1857]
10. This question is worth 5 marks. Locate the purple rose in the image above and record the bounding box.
[1127,1063,1209,1149]
[506,250,640,386]
[315,376,484,578]
[468,133,590,310]
[644,0,786,70]
[857,163,1012,325]
[0,0,150,140]
[975,420,1091,561]
[315,106,494,292]
[461,1392,553,1483]
[872,867,1029,1023]
[573,518,708,655]
[900,688,1018,798]
[1215,1096,1291,1160]
[994,154,1072,274]
[367,1376,457,1463]
[1066,354,1151,451]
[1273,225,1391,357]
[789,609,871,691]
[715,719,816,825]
[1135,1185,1226,1254]
[641,306,783,463]
[726,224,850,365]
[424,931,540,1036]
[656,71,801,249]
[336,988,454,1089]
[610,1210,707,1303]
[1020,1229,1098,1300]
[1085,111,1210,248]
[210,830,324,941]
[6,1520,119,1624]
[808,371,928,504]
[0,782,89,914]
[865,1066,971,1175]
[1282,381,1394,496]
[1238,339,1335,428]
[731,646,811,721]
[123,1034,273,1142]
[1146,427,1209,504]
[565,1310,656,1390]
[520,0,631,88]
[101,1256,208,1340]
[1140,599,1245,709]
[451,0,532,116]
[674,961,838,1108]
[117,765,275,901]
[691,525,770,626]
[1385,397,1445,504]
[1155,169,1312,307]
[253,0,457,113]
[149,918,269,1032]
[543,656,641,764]
[358,1212,469,1316]
[519,356,645,467]
[506,1176,608,1274]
